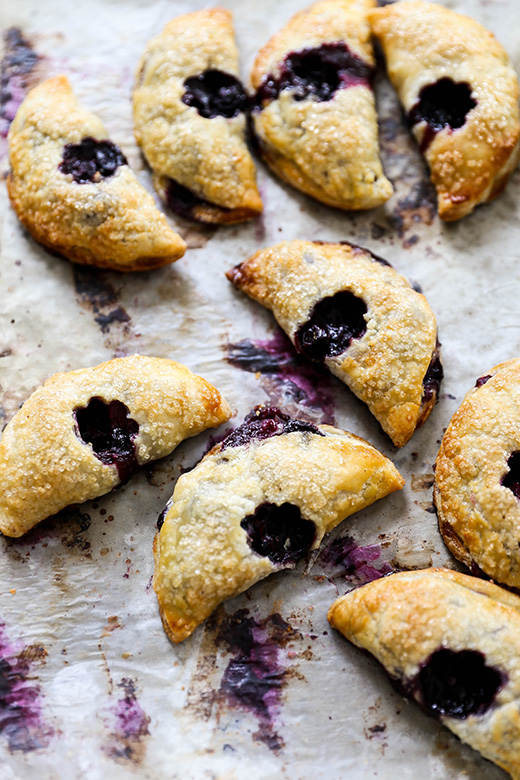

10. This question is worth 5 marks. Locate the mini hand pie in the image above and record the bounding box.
[0,355,231,538]
[7,76,186,271]
[133,7,262,224]
[154,405,404,643]
[434,359,520,588]
[227,240,442,447]
[328,568,520,780]
[369,0,520,221]
[250,0,393,210]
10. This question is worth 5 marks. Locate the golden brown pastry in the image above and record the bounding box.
[7,76,186,271]
[328,568,520,780]
[369,0,520,221]
[249,0,393,210]
[133,7,262,224]
[434,359,520,587]
[154,405,404,643]
[227,240,442,448]
[0,355,231,538]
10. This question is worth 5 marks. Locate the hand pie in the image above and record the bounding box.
[133,8,262,224]
[227,240,442,448]
[0,355,231,538]
[369,0,520,221]
[249,0,393,210]
[328,568,520,780]
[434,359,520,588]
[154,405,404,643]
[7,76,186,271]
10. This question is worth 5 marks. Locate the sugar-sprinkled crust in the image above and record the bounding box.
[133,7,262,224]
[369,0,520,221]
[0,355,231,538]
[154,420,403,643]
[7,76,186,271]
[250,0,393,210]
[328,568,520,780]
[227,240,440,447]
[434,359,520,587]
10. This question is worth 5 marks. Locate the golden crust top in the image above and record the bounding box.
[154,422,404,643]
[369,0,520,221]
[7,76,186,271]
[228,240,439,447]
[0,355,231,538]
[132,8,262,223]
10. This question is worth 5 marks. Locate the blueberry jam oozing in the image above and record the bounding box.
[475,374,492,388]
[221,405,323,451]
[182,69,249,119]
[294,291,367,363]
[74,397,139,483]
[241,502,316,566]
[502,451,520,500]
[59,137,127,184]
[408,79,477,152]
[255,42,373,107]
[416,648,504,719]
[422,342,443,403]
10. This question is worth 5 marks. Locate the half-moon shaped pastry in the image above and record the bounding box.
[369,0,520,221]
[328,568,520,780]
[154,405,404,643]
[250,0,393,210]
[227,240,442,447]
[7,76,186,271]
[435,359,520,587]
[133,7,262,224]
[0,355,231,538]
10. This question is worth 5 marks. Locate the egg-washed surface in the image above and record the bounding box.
[0,0,518,778]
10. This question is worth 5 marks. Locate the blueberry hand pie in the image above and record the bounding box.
[133,7,262,224]
[0,355,231,538]
[328,568,520,780]
[434,359,520,588]
[227,240,442,447]
[7,76,186,271]
[154,405,404,643]
[369,0,520,221]
[250,0,393,210]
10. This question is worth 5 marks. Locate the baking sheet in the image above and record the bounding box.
[1,0,519,777]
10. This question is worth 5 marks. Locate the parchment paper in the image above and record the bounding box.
[1,0,519,778]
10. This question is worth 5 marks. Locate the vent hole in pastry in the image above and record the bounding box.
[417,648,504,719]
[408,79,477,151]
[74,397,139,483]
[220,405,323,451]
[182,70,249,119]
[421,341,443,403]
[59,137,127,184]
[255,42,373,107]
[294,291,367,362]
[241,502,316,566]
[502,451,520,500]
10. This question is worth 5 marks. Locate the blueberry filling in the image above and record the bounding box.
[165,178,230,220]
[221,406,323,451]
[415,648,504,719]
[422,342,443,403]
[294,291,367,363]
[74,397,139,483]
[182,69,249,119]
[502,451,520,500]
[408,79,477,152]
[255,42,373,107]
[475,374,492,388]
[241,502,316,565]
[59,137,127,184]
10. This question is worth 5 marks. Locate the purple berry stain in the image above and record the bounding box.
[0,623,53,752]
[294,291,367,363]
[59,137,127,184]
[226,329,336,425]
[408,78,477,152]
[422,341,443,404]
[241,502,316,566]
[502,451,520,500]
[107,678,150,763]
[74,397,139,483]
[220,405,323,452]
[182,70,248,119]
[318,534,393,585]
[218,609,299,751]
[1,28,43,140]
[165,177,231,221]
[475,374,492,388]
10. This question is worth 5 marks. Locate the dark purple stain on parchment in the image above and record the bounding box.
[107,678,150,764]
[217,609,299,752]
[73,266,131,335]
[317,535,393,585]
[0,623,52,752]
[6,507,92,555]
[226,329,336,425]
[1,28,44,142]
